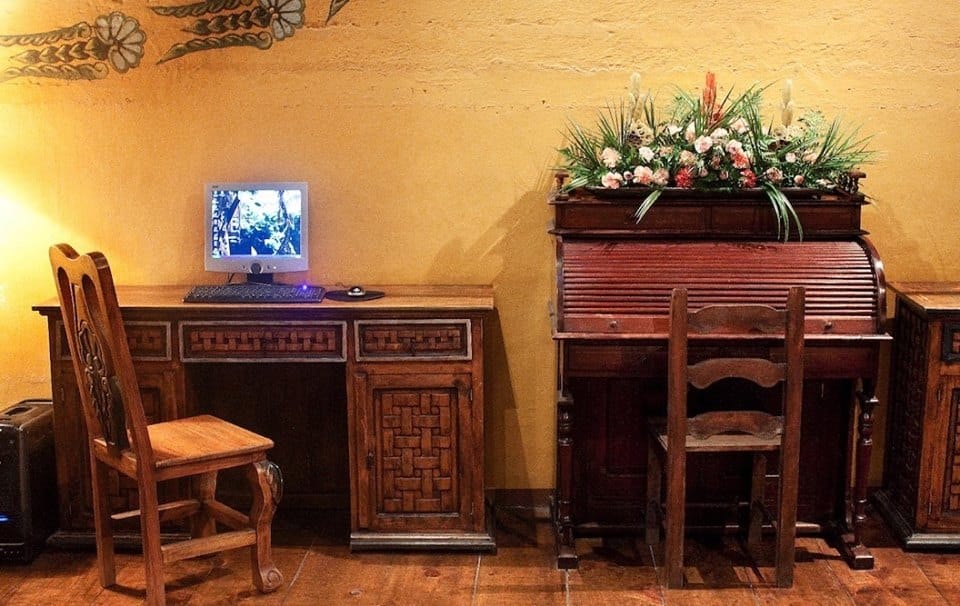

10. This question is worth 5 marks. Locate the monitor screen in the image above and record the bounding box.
[204,181,309,278]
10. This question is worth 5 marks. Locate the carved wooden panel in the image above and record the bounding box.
[57,321,171,361]
[947,387,960,512]
[356,320,471,361]
[376,386,459,514]
[885,300,928,520]
[180,321,346,362]
[944,322,960,362]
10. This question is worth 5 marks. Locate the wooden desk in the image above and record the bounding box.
[34,285,495,552]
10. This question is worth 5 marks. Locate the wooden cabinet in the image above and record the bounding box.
[34,285,494,551]
[875,282,960,547]
[349,317,493,551]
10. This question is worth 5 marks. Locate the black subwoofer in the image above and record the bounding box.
[0,399,56,563]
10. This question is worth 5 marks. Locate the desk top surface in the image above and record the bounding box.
[890,282,960,314]
[34,284,495,315]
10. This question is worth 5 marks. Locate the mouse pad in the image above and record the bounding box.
[325,289,385,302]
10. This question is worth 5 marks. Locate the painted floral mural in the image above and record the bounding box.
[0,0,352,82]
[0,12,145,82]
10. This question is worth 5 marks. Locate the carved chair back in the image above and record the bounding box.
[49,243,152,463]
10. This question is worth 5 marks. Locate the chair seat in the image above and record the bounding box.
[650,421,782,453]
[95,414,274,475]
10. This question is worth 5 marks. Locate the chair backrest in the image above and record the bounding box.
[49,244,152,461]
[668,287,805,440]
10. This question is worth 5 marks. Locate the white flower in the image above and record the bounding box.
[637,146,655,162]
[666,124,683,137]
[693,135,714,154]
[600,147,622,168]
[710,127,729,141]
[802,151,819,163]
[684,123,696,143]
[726,140,744,155]
[785,152,797,163]
[600,172,624,189]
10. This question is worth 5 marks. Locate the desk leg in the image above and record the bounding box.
[554,390,578,569]
[837,379,877,570]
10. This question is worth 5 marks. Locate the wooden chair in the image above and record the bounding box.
[645,286,804,588]
[49,244,283,606]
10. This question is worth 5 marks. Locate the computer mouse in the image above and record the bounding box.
[347,285,366,297]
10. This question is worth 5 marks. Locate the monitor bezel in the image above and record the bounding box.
[203,181,309,277]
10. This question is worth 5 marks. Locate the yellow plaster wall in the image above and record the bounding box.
[0,1,957,488]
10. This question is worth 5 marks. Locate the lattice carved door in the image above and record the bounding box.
[356,372,476,533]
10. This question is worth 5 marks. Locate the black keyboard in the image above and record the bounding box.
[184,283,325,303]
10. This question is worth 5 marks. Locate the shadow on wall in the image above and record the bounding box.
[424,174,557,490]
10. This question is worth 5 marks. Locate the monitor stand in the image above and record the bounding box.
[246,264,273,284]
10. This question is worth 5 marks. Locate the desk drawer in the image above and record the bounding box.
[356,319,472,361]
[57,321,171,362]
[180,321,346,362]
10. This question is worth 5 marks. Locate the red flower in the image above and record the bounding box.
[703,72,716,117]
[675,166,695,188]
[739,169,757,188]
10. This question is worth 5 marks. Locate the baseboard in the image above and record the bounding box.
[489,488,552,520]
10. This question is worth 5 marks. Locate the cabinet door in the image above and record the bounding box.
[929,377,960,529]
[355,372,477,533]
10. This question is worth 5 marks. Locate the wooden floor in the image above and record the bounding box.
[3,506,960,605]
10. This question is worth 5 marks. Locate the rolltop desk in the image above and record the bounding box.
[549,174,888,570]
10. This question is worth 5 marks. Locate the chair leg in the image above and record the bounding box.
[776,442,801,587]
[191,472,218,539]
[89,458,116,588]
[645,440,662,545]
[138,480,167,606]
[748,453,767,551]
[664,447,685,588]
[245,460,283,593]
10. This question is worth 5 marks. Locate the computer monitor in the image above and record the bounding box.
[204,181,308,283]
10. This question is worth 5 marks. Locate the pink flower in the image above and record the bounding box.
[730,117,749,134]
[731,150,751,169]
[679,150,697,166]
[764,167,784,183]
[600,171,623,189]
[651,167,670,186]
[674,166,695,188]
[600,147,622,168]
[725,140,744,155]
[632,166,654,185]
[740,169,757,188]
[794,174,805,186]
[694,135,714,154]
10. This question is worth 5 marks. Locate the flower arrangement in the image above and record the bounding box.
[558,72,874,241]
